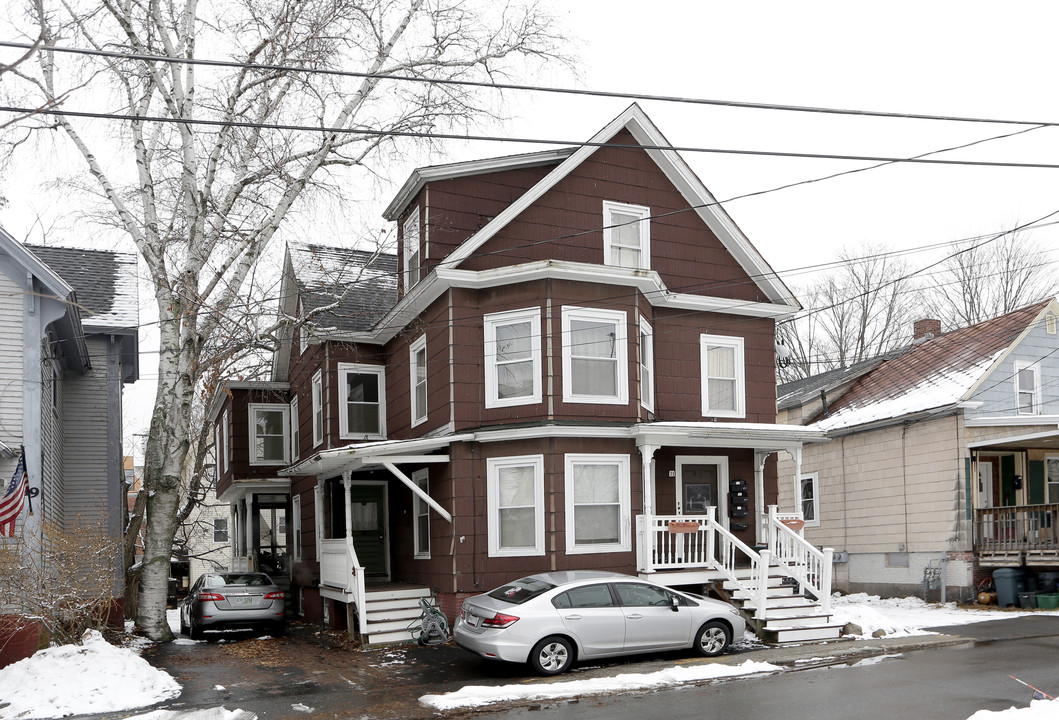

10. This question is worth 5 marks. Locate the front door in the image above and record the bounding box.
[979,461,995,540]
[350,484,388,580]
[675,456,728,523]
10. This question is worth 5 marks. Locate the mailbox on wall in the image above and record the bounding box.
[729,478,749,518]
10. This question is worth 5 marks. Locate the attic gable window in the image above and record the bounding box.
[602,201,650,270]
[1015,361,1041,415]
[403,208,422,289]
[700,334,746,418]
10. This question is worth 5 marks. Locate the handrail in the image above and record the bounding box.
[319,537,367,638]
[704,510,770,619]
[766,506,833,614]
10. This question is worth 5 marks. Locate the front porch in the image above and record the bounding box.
[975,504,1059,566]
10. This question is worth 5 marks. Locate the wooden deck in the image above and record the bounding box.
[975,504,1059,566]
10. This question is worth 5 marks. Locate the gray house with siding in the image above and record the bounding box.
[0,228,138,664]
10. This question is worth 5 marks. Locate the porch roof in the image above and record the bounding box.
[631,421,827,451]
[280,434,473,478]
[967,425,1059,451]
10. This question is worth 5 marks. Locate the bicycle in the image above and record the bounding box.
[409,597,449,646]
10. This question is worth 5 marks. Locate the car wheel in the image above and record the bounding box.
[188,615,203,641]
[694,620,731,657]
[529,636,574,676]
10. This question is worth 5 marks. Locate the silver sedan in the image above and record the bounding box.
[454,570,745,675]
[179,572,286,639]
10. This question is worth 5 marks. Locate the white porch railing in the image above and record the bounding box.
[319,537,367,635]
[764,506,833,614]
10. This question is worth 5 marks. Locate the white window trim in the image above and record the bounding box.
[487,455,545,557]
[214,422,222,481]
[700,333,746,418]
[222,409,230,473]
[564,453,632,555]
[404,210,421,289]
[313,482,324,560]
[410,335,428,427]
[413,469,430,560]
[1015,360,1042,415]
[801,472,820,527]
[298,298,309,355]
[337,363,387,439]
[484,307,542,409]
[248,403,290,466]
[602,200,651,270]
[639,316,654,412]
[561,306,629,405]
[290,396,300,462]
[213,517,229,543]
[311,370,323,447]
[292,493,302,562]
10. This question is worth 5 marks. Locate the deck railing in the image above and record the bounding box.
[975,504,1059,558]
[765,506,833,614]
[319,537,367,635]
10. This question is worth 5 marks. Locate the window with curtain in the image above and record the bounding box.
[700,334,745,418]
[562,307,628,404]
[338,363,385,438]
[565,454,630,554]
[485,308,541,408]
[488,456,544,556]
[602,201,650,269]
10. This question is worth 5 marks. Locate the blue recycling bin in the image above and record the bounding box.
[994,568,1026,608]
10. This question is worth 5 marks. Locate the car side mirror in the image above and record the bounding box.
[670,595,680,612]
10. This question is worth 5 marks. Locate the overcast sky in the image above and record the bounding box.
[3,1,1059,448]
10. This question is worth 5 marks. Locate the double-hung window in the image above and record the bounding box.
[213,518,229,543]
[484,308,542,408]
[289,396,300,461]
[410,335,428,426]
[311,370,323,446]
[700,334,745,418]
[565,454,631,554]
[292,494,302,562]
[338,363,386,439]
[1015,361,1041,415]
[602,201,650,269]
[801,473,820,527]
[487,455,545,557]
[249,403,289,465]
[561,306,628,405]
[214,422,223,481]
[404,209,422,289]
[639,316,654,412]
[221,409,230,473]
[413,469,430,559]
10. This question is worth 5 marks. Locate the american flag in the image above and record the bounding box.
[0,451,28,537]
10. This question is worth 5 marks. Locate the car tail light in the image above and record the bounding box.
[197,592,225,602]
[481,612,519,628]
[264,591,285,600]
[459,606,466,620]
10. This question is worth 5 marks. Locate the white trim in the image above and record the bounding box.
[602,200,650,270]
[484,307,542,408]
[214,421,222,482]
[412,468,430,559]
[290,395,300,462]
[337,363,387,440]
[410,335,428,426]
[561,306,628,405]
[564,453,632,554]
[639,316,654,412]
[1014,360,1042,415]
[313,482,324,560]
[311,370,323,447]
[248,403,290,466]
[403,210,421,289]
[675,455,729,526]
[487,454,545,557]
[800,472,820,527]
[700,334,746,418]
[222,409,230,473]
[292,493,303,562]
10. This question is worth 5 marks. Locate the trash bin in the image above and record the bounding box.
[994,568,1026,608]
[1018,591,1038,609]
[1037,593,1059,610]
[1038,571,1059,594]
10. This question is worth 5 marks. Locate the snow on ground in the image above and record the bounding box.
[967,700,1059,719]
[829,593,1051,638]
[419,660,782,710]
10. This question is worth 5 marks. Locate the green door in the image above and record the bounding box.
[349,484,388,579]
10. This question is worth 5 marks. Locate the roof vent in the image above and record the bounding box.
[913,318,941,342]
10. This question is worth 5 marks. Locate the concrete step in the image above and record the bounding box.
[364,628,419,646]
[364,587,431,602]
[765,623,845,643]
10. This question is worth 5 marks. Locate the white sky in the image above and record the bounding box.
[3,1,1059,446]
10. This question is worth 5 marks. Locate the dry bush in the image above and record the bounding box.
[0,517,122,646]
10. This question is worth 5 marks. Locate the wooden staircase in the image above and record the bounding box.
[717,566,844,643]
[359,584,432,646]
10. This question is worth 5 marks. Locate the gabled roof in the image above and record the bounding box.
[288,242,397,334]
[26,244,139,332]
[805,298,1056,432]
[387,103,798,310]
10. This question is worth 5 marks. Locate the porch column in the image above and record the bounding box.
[636,444,659,575]
[637,444,659,518]
[753,451,770,546]
[790,446,804,516]
[342,471,353,540]
[243,495,253,563]
[229,504,238,566]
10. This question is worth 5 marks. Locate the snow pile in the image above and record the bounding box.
[420,659,780,710]
[125,710,255,720]
[830,593,1044,638]
[967,699,1059,719]
[0,630,181,719]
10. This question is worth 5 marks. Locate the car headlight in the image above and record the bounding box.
[729,606,741,616]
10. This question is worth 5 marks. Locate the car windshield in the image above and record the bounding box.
[216,573,272,587]
[487,577,556,605]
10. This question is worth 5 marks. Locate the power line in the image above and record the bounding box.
[3,40,1058,128]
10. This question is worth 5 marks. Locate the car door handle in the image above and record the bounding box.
[626,613,643,620]
[563,614,584,621]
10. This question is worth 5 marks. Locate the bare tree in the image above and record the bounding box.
[7,0,569,641]
[923,229,1058,330]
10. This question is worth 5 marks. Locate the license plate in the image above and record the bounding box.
[231,596,255,606]
[468,614,480,628]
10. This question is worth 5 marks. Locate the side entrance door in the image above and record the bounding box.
[675,456,728,523]
[350,483,389,580]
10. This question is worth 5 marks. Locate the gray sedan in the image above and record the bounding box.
[179,572,286,639]
[454,570,745,675]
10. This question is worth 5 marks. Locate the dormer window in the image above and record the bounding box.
[404,208,422,289]
[603,201,650,270]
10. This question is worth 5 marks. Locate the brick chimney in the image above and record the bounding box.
[913,318,942,341]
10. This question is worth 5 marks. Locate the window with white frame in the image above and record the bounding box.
[410,335,428,425]
[292,493,302,562]
[249,403,290,465]
[298,298,309,355]
[213,517,229,543]
[1047,457,1059,503]
[487,455,545,557]
[565,454,631,554]
[639,316,654,412]
[222,409,230,472]
[801,473,820,527]
[214,421,222,481]
[290,396,300,461]
[404,209,422,288]
[484,308,542,408]
[1015,361,1041,415]
[312,370,323,446]
[1048,314,1057,335]
[413,469,430,559]
[338,363,386,438]
[602,201,650,270]
[700,334,745,418]
[561,306,628,404]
